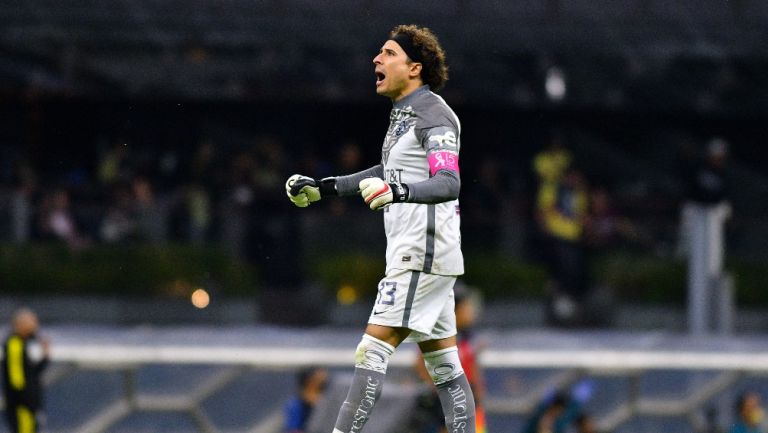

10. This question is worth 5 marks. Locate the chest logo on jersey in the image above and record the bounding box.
[382,107,416,165]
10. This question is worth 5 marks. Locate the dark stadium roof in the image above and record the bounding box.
[1,0,768,112]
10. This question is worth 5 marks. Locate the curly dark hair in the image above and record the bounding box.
[390,25,449,91]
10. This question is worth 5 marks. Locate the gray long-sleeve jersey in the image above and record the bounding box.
[336,86,464,276]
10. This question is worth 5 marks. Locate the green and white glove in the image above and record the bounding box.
[285,174,336,207]
[359,177,409,210]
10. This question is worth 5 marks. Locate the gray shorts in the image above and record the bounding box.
[367,268,457,343]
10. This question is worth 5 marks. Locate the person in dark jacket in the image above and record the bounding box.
[2,308,50,433]
[283,366,329,433]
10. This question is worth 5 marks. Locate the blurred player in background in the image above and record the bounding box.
[522,392,571,433]
[284,366,329,433]
[2,308,50,433]
[414,282,488,433]
[522,380,594,433]
[535,165,590,327]
[453,284,487,433]
[574,413,598,433]
[286,24,476,433]
[730,391,766,433]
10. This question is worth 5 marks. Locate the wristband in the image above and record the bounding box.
[318,177,338,196]
[391,182,409,203]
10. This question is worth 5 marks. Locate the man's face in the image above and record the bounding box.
[455,300,477,329]
[14,311,39,338]
[373,40,419,100]
[743,394,765,426]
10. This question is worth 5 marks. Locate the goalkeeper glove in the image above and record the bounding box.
[359,177,409,210]
[285,174,337,207]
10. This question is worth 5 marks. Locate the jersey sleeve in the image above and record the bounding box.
[406,170,460,203]
[417,119,460,177]
[408,114,461,203]
[334,164,384,196]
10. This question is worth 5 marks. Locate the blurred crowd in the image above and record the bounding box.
[3,137,301,281]
[0,120,738,299]
[2,137,289,250]
[528,130,733,327]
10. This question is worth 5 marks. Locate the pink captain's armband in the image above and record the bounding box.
[428,151,459,176]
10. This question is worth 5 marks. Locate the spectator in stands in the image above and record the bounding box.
[523,392,572,433]
[97,139,131,186]
[686,137,730,207]
[532,134,595,326]
[219,150,256,258]
[535,165,590,327]
[184,182,212,245]
[679,136,733,334]
[532,131,572,186]
[2,308,50,433]
[585,186,642,251]
[252,136,287,196]
[678,136,732,257]
[189,140,219,185]
[132,177,167,242]
[575,413,598,433]
[283,366,329,433]
[327,140,366,217]
[250,136,301,289]
[9,164,36,244]
[337,140,364,174]
[100,181,136,243]
[463,157,505,252]
[37,188,89,250]
[730,391,766,433]
[522,379,594,433]
[181,140,219,244]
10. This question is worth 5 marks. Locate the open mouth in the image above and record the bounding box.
[375,71,385,86]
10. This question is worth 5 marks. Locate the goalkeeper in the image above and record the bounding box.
[286,25,475,433]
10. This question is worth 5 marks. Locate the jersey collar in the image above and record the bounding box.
[393,85,430,110]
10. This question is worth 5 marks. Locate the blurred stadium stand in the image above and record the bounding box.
[1,0,767,263]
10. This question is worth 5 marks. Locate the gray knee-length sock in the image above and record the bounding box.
[436,373,476,433]
[332,367,386,433]
[333,334,395,433]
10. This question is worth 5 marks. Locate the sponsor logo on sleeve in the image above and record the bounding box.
[428,130,457,149]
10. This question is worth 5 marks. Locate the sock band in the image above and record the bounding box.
[354,334,395,373]
[423,346,464,386]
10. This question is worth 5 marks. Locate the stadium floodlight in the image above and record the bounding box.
[545,66,567,101]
